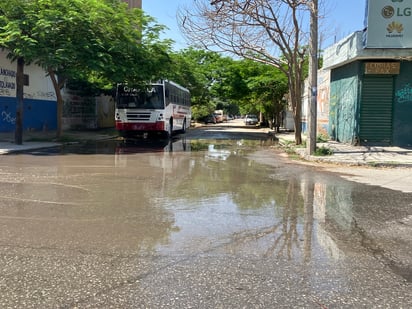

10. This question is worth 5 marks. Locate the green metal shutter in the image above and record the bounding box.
[360,76,393,144]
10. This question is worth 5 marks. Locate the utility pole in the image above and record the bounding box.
[307,0,318,155]
[14,57,24,145]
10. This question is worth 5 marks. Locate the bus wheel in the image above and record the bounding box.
[181,119,187,134]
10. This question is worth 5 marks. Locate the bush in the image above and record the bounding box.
[315,146,333,156]
[316,133,329,143]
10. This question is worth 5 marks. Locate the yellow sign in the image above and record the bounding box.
[365,62,400,74]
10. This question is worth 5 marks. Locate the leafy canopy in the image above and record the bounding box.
[168,48,288,121]
[0,0,173,88]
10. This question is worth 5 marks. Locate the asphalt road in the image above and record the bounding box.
[0,120,410,308]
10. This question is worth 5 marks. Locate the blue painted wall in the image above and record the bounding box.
[0,96,57,132]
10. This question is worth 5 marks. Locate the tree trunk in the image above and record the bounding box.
[294,90,302,145]
[289,69,303,145]
[14,57,25,145]
[48,69,64,138]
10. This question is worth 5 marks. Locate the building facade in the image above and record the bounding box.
[307,0,412,147]
[0,0,142,133]
[0,50,57,132]
[323,31,412,146]
[123,0,142,9]
[302,69,330,137]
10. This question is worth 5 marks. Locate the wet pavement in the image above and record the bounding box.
[0,130,113,155]
[1,121,412,167]
[0,132,411,308]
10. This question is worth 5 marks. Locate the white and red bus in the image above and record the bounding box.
[115,80,191,137]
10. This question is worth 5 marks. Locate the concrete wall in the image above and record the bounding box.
[62,89,115,130]
[96,95,115,129]
[327,58,412,146]
[324,31,412,70]
[0,50,115,132]
[393,61,412,146]
[123,0,141,9]
[324,32,412,146]
[0,50,57,132]
[302,69,331,136]
[329,62,361,144]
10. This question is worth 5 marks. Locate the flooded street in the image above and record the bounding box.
[0,133,411,308]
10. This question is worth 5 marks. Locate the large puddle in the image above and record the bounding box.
[1,137,411,282]
[1,136,411,307]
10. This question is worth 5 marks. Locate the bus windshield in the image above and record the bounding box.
[116,85,164,109]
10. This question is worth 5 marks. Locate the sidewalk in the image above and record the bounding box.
[0,130,117,155]
[276,131,412,167]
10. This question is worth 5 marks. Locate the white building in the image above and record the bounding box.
[0,49,57,132]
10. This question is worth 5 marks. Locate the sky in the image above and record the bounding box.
[143,0,367,51]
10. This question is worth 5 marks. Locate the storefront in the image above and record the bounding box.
[324,31,412,147]
[321,0,412,146]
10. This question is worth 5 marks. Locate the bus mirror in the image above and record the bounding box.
[165,89,169,97]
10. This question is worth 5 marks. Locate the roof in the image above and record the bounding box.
[323,31,412,70]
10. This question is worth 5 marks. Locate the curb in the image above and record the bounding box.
[277,137,412,168]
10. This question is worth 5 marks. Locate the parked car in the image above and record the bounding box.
[214,110,224,123]
[244,114,258,125]
[203,114,217,124]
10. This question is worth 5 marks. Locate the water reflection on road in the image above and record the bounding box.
[112,137,411,280]
[0,136,411,307]
[130,138,349,263]
[1,137,405,262]
[43,138,405,263]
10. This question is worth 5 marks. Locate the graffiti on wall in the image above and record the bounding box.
[396,83,412,104]
[1,111,16,124]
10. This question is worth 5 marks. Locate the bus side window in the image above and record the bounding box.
[165,87,170,106]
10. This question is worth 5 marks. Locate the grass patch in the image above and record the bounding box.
[314,145,333,156]
[278,139,305,160]
[316,134,329,143]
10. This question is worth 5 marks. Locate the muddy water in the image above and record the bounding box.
[0,137,411,308]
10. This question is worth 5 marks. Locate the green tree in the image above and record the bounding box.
[169,49,287,122]
[218,59,288,127]
[168,48,227,120]
[180,0,314,144]
[0,0,32,144]
[0,0,172,142]
[242,61,288,131]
